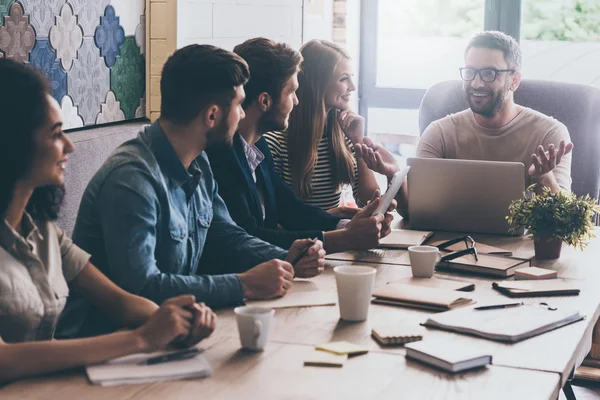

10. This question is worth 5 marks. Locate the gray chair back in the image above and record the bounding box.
[57,123,145,236]
[418,80,600,200]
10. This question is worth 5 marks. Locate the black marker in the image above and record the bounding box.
[140,348,201,366]
[291,237,319,266]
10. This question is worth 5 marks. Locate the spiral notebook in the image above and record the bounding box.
[86,349,212,386]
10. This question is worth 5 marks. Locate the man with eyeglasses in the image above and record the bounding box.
[355,31,573,217]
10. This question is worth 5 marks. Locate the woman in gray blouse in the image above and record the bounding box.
[0,60,217,384]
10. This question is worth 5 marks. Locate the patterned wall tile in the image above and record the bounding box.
[94,5,124,68]
[110,0,144,36]
[0,0,14,27]
[19,0,63,37]
[71,0,109,37]
[96,91,125,124]
[68,38,110,125]
[61,95,84,130]
[49,3,83,71]
[111,36,144,119]
[0,2,35,62]
[135,14,144,55]
[29,39,67,103]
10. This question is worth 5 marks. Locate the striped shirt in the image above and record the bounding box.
[264,131,361,211]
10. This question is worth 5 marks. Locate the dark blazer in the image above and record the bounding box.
[207,133,340,249]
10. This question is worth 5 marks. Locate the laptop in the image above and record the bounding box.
[407,158,525,235]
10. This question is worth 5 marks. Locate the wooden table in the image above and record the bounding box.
[2,232,599,400]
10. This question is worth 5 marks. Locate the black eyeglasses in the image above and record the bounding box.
[459,67,515,83]
[437,236,479,262]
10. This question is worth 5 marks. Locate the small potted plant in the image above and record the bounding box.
[507,186,600,260]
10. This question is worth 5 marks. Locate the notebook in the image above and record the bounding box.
[514,267,557,280]
[405,340,491,373]
[388,276,475,292]
[436,253,530,277]
[371,326,424,346]
[304,350,347,368]
[86,349,212,386]
[246,280,337,309]
[378,229,434,249]
[431,240,513,256]
[423,305,584,343]
[372,284,475,312]
[492,280,580,297]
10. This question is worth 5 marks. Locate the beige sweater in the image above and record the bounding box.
[417,107,572,191]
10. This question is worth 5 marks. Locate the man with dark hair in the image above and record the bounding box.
[59,44,325,339]
[356,31,573,217]
[207,38,393,252]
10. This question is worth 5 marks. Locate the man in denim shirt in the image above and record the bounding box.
[58,45,325,338]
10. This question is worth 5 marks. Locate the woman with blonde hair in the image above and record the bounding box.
[265,40,380,217]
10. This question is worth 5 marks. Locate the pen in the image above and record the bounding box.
[141,348,201,366]
[291,237,319,266]
[474,302,523,311]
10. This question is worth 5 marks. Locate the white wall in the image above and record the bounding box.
[177,0,304,50]
[303,0,333,42]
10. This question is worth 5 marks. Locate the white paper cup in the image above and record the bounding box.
[408,245,442,278]
[334,266,376,321]
[234,306,274,351]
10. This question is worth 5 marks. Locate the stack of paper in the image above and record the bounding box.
[86,349,212,386]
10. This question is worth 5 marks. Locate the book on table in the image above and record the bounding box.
[404,340,492,373]
[514,266,558,280]
[436,253,530,278]
[492,280,580,297]
[86,348,212,386]
[372,283,475,312]
[422,305,584,343]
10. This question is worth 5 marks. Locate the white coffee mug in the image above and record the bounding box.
[234,306,274,351]
[334,266,376,322]
[408,245,442,278]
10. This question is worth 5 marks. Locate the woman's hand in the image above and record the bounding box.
[337,109,365,144]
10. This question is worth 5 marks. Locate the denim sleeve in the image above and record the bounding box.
[200,181,289,275]
[97,164,244,307]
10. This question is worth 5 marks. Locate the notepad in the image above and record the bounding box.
[378,229,434,249]
[492,280,580,297]
[316,341,369,357]
[304,349,347,368]
[86,349,212,386]
[387,276,475,292]
[514,266,557,280]
[405,340,491,373]
[245,280,337,309]
[371,326,424,346]
[423,305,584,343]
[372,284,475,312]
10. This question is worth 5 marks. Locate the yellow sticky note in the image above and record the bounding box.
[304,349,347,368]
[316,341,369,356]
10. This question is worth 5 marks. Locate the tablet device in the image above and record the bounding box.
[372,166,410,216]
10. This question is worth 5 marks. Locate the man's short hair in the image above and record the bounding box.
[465,31,522,71]
[160,44,250,125]
[233,37,303,108]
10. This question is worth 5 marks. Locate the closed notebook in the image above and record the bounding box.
[378,229,434,249]
[372,284,475,312]
[423,305,584,343]
[388,276,475,292]
[86,349,212,386]
[492,280,580,297]
[431,240,513,256]
[436,254,530,278]
[246,280,337,309]
[405,340,491,373]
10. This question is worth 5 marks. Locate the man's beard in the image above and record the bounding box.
[257,106,287,133]
[206,118,234,147]
[465,84,509,118]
